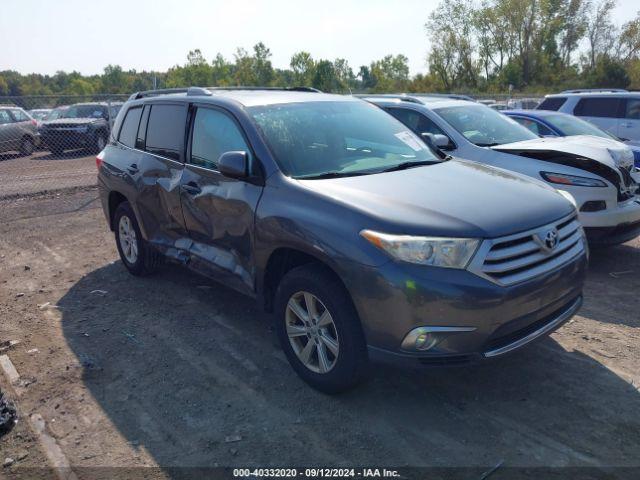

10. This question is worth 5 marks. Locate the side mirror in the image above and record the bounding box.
[421,132,454,150]
[218,151,249,179]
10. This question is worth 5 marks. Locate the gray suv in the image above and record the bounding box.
[98,87,588,392]
[0,105,38,156]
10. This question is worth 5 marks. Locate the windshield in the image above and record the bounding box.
[249,101,440,178]
[59,105,106,120]
[542,113,616,140]
[434,104,538,146]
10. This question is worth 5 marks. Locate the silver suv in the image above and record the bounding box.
[0,105,38,156]
[537,89,640,142]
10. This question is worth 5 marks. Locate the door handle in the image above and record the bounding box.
[621,122,634,128]
[182,181,202,195]
[127,164,139,174]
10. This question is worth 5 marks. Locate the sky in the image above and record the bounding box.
[1,0,639,77]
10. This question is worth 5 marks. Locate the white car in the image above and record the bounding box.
[538,89,640,142]
[364,95,640,246]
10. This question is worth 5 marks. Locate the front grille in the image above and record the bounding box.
[468,214,585,286]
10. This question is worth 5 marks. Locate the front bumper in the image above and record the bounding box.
[343,250,587,366]
[581,197,640,244]
[41,130,92,150]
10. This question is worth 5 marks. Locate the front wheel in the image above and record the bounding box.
[113,201,161,276]
[20,136,35,156]
[275,264,369,393]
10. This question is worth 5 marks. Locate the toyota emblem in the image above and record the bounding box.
[543,229,559,251]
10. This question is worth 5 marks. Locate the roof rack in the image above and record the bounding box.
[560,88,628,94]
[208,86,321,93]
[128,87,212,101]
[129,85,322,101]
[354,93,424,104]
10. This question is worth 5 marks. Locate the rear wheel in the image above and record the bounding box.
[113,201,161,276]
[19,137,35,156]
[275,264,368,393]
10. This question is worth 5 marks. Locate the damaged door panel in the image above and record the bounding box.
[179,105,264,296]
[132,103,192,252]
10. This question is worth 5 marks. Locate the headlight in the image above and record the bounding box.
[540,172,607,187]
[360,230,479,268]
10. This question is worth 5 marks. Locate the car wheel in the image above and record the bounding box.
[20,137,35,156]
[93,132,107,153]
[113,201,161,276]
[275,264,369,393]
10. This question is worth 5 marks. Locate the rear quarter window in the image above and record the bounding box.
[144,104,187,161]
[118,106,143,148]
[537,97,567,111]
[574,97,623,118]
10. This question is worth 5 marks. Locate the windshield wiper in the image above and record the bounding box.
[476,142,501,147]
[295,171,370,180]
[378,160,440,173]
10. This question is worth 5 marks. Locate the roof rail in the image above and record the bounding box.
[353,93,424,104]
[560,88,628,94]
[128,86,322,101]
[128,87,212,101]
[208,86,321,93]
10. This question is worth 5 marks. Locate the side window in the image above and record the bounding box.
[136,105,150,150]
[511,117,555,136]
[145,104,187,161]
[190,108,250,170]
[537,97,567,111]
[0,110,11,124]
[574,98,622,118]
[624,99,640,120]
[118,106,143,148]
[10,109,29,122]
[386,108,447,136]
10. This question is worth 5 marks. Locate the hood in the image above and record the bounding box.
[492,135,634,170]
[297,159,575,239]
[42,118,101,127]
[492,135,637,200]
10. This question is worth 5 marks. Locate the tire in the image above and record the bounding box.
[93,132,107,153]
[274,264,368,393]
[113,201,161,276]
[19,136,35,156]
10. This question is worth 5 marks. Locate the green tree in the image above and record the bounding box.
[290,51,316,86]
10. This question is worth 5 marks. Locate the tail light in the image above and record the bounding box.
[96,151,105,170]
[31,119,37,126]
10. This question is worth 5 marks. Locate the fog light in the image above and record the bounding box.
[401,326,477,352]
[415,333,438,351]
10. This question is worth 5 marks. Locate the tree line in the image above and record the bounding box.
[2,0,640,98]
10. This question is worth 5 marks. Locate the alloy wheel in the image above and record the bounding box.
[285,291,340,374]
[118,215,138,264]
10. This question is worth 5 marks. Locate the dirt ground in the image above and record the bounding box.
[0,187,639,479]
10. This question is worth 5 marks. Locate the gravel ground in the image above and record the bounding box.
[0,188,638,479]
[0,150,96,199]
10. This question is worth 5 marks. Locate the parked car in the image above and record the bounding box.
[28,108,52,122]
[504,109,640,168]
[98,87,587,392]
[488,103,509,111]
[364,95,640,246]
[507,98,541,110]
[39,102,122,154]
[0,105,39,156]
[537,89,640,142]
[44,106,69,121]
